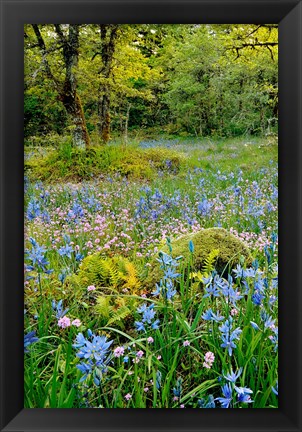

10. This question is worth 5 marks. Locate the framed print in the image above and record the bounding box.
[0,0,301,431]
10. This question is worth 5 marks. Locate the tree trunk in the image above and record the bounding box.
[123,103,131,145]
[59,24,90,148]
[32,24,90,149]
[97,25,118,144]
[98,91,111,143]
[61,93,90,149]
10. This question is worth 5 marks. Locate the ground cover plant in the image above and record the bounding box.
[24,24,278,408]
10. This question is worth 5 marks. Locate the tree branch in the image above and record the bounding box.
[31,24,61,90]
[227,41,278,60]
[54,24,66,45]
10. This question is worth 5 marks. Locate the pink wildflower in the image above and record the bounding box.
[136,350,144,358]
[87,285,96,292]
[124,393,132,401]
[113,346,125,358]
[230,308,238,316]
[58,316,71,329]
[203,351,215,369]
[71,319,81,327]
[183,340,190,347]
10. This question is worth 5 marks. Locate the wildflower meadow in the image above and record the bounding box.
[24,137,278,408]
[24,24,278,408]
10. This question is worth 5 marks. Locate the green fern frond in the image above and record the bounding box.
[107,305,131,326]
[202,249,220,275]
[95,296,111,319]
[74,253,140,294]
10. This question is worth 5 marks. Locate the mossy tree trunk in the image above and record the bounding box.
[61,93,90,149]
[32,24,90,149]
[56,24,90,149]
[96,25,118,144]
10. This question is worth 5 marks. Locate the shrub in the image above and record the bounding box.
[145,227,252,288]
[144,147,185,173]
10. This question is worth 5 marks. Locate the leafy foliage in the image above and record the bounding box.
[25,142,185,182]
[202,249,220,275]
[25,24,277,142]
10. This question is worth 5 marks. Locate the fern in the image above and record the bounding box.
[95,294,133,329]
[202,249,220,276]
[74,253,140,292]
[107,305,131,326]
[101,259,119,287]
[95,296,111,319]
[120,260,140,292]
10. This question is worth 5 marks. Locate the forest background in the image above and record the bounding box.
[24,24,278,148]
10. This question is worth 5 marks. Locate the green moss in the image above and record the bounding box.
[144,227,252,288]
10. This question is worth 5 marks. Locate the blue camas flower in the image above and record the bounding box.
[68,202,85,221]
[223,367,242,384]
[135,321,146,332]
[203,282,220,298]
[188,240,194,253]
[250,321,261,331]
[75,334,112,362]
[73,330,113,384]
[234,386,253,404]
[219,317,242,356]
[232,264,245,279]
[215,383,233,408]
[52,299,69,319]
[173,377,183,398]
[58,244,74,259]
[269,326,278,351]
[272,381,278,396]
[27,198,41,221]
[202,308,224,323]
[135,303,160,332]
[152,251,181,301]
[156,370,162,390]
[24,331,39,353]
[197,198,212,216]
[26,238,53,274]
[198,395,216,408]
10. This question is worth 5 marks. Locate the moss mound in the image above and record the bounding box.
[145,227,252,288]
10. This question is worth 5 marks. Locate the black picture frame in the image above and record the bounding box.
[0,0,301,431]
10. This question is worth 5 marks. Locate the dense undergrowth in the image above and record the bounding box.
[25,135,277,182]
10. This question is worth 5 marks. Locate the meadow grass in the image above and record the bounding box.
[24,136,278,408]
